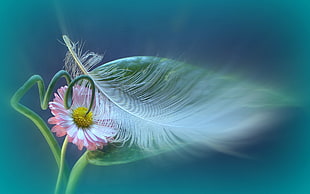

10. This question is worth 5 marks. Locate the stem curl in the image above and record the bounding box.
[11,70,71,167]
[64,75,96,115]
[11,71,96,194]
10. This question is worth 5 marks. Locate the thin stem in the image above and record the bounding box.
[65,151,89,194]
[55,136,69,194]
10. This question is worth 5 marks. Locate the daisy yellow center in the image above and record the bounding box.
[72,107,93,129]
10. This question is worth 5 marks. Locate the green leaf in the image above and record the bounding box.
[86,143,170,166]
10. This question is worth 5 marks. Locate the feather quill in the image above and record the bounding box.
[63,35,293,153]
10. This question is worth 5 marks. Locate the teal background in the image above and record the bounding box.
[1,0,310,194]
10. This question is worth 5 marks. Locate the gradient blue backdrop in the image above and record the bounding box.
[1,0,310,194]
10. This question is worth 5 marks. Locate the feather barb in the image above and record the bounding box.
[62,35,88,75]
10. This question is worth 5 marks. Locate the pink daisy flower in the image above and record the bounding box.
[48,85,117,150]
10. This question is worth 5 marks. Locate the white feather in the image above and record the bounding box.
[63,35,292,152]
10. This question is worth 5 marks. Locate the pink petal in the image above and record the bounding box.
[67,136,74,142]
[56,130,67,137]
[82,133,89,147]
[72,135,78,144]
[48,117,59,124]
[53,94,63,104]
[76,139,84,150]
[57,86,67,100]
[77,129,85,140]
[84,130,99,142]
[51,125,64,132]
[51,125,67,137]
[60,120,74,128]
[87,143,97,151]
[49,102,66,112]
[67,125,78,138]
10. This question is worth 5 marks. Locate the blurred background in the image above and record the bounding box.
[1,0,310,193]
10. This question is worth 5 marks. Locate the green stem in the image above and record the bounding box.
[65,151,89,194]
[64,75,96,114]
[10,70,71,174]
[55,136,69,194]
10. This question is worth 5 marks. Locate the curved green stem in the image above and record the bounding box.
[10,70,71,170]
[65,151,89,194]
[11,71,97,194]
[55,136,69,194]
[64,75,96,114]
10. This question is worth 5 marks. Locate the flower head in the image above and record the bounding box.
[48,85,117,150]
